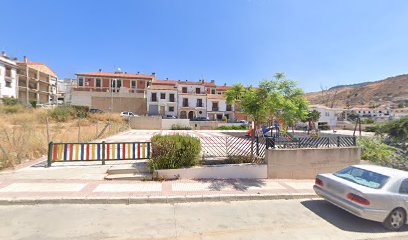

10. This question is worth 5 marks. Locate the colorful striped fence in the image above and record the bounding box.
[47,141,151,167]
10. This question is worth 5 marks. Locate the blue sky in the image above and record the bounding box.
[1,0,408,92]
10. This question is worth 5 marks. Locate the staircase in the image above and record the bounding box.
[104,161,153,180]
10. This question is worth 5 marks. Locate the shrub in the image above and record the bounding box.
[224,155,263,164]
[29,100,37,108]
[171,124,192,130]
[149,134,201,170]
[1,98,18,106]
[216,124,248,130]
[357,136,398,165]
[0,104,24,114]
[49,106,74,122]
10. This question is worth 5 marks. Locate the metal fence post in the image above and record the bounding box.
[353,136,357,146]
[102,141,106,165]
[337,136,340,147]
[327,137,330,147]
[47,141,53,167]
[256,136,259,156]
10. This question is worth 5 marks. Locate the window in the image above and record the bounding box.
[169,94,175,102]
[78,77,84,87]
[131,81,137,89]
[226,104,232,111]
[183,98,188,107]
[196,88,201,94]
[169,106,174,112]
[182,87,187,93]
[325,112,330,117]
[400,180,408,194]
[95,78,101,88]
[160,93,166,99]
[197,99,203,107]
[5,67,11,78]
[5,80,11,88]
[211,88,216,94]
[217,92,221,95]
[151,93,157,102]
[212,102,218,111]
[334,166,389,189]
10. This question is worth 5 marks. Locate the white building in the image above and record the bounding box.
[350,108,391,119]
[206,94,234,121]
[0,52,18,99]
[310,105,342,129]
[177,81,207,120]
[147,84,178,117]
[392,108,408,119]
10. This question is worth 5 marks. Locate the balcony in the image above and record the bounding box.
[212,107,219,111]
[196,103,203,107]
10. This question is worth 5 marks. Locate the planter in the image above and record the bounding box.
[155,163,267,179]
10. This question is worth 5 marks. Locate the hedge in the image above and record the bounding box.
[149,134,201,170]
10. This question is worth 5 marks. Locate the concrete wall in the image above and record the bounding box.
[162,119,190,130]
[156,164,267,179]
[266,147,360,179]
[129,116,162,130]
[92,97,147,115]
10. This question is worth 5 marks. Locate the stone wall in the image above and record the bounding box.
[266,147,360,179]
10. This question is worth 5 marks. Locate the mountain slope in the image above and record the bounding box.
[306,74,408,108]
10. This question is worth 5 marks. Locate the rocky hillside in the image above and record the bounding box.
[306,74,408,108]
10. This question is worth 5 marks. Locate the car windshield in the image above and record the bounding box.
[334,166,389,189]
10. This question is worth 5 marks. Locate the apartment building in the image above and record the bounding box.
[207,94,234,121]
[147,80,178,117]
[72,71,154,114]
[16,56,58,105]
[0,52,18,99]
[177,80,208,120]
[392,108,408,119]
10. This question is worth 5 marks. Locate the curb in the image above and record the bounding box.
[0,193,319,205]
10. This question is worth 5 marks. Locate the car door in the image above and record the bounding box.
[398,179,408,212]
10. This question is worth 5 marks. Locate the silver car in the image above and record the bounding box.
[314,164,408,231]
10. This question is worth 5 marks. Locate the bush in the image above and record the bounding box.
[361,118,375,124]
[1,98,18,106]
[0,104,24,114]
[216,124,248,130]
[224,155,263,164]
[171,124,192,130]
[357,136,398,165]
[149,134,201,170]
[29,100,37,108]
[49,106,74,122]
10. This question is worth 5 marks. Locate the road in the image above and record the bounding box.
[1,199,408,240]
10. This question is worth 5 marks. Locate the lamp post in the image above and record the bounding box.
[109,78,117,124]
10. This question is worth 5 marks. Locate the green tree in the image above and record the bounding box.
[379,117,408,146]
[225,83,246,121]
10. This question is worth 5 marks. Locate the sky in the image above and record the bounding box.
[1,0,408,92]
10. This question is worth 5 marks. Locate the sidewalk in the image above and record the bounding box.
[0,158,317,205]
[0,178,317,205]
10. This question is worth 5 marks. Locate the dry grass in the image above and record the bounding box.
[0,107,129,169]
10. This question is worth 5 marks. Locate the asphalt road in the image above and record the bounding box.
[1,199,408,240]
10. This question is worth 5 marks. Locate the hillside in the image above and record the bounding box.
[306,74,408,108]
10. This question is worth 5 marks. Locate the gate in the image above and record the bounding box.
[199,136,266,160]
[47,141,151,167]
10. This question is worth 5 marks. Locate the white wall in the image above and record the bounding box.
[156,164,267,179]
[313,107,337,128]
[147,90,178,116]
[0,59,17,99]
[177,84,205,94]
[161,119,190,129]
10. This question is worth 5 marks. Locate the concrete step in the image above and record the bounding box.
[104,173,153,181]
[107,162,150,175]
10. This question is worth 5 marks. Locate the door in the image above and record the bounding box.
[160,106,165,115]
[188,111,194,120]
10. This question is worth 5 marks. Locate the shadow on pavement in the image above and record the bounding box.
[197,179,266,191]
[301,199,408,233]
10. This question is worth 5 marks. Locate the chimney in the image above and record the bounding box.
[211,80,215,83]
[166,78,168,80]
[24,56,28,63]
[137,71,140,74]
[152,72,156,76]
[224,83,226,86]
[99,69,102,72]
[1,51,5,57]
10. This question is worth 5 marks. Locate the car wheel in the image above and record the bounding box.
[383,208,406,231]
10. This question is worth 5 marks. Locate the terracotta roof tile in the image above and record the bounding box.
[153,79,177,85]
[216,86,231,91]
[148,84,177,91]
[207,94,226,100]
[76,72,154,79]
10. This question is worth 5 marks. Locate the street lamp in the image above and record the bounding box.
[109,78,117,123]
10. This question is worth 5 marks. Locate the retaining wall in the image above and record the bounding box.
[266,147,360,179]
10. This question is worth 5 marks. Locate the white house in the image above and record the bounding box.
[0,52,18,99]
[206,94,234,121]
[310,105,341,129]
[177,81,207,120]
[147,84,178,117]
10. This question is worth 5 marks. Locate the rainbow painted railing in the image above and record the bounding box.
[47,141,151,167]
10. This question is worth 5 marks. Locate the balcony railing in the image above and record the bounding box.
[212,107,219,111]
[196,103,203,107]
